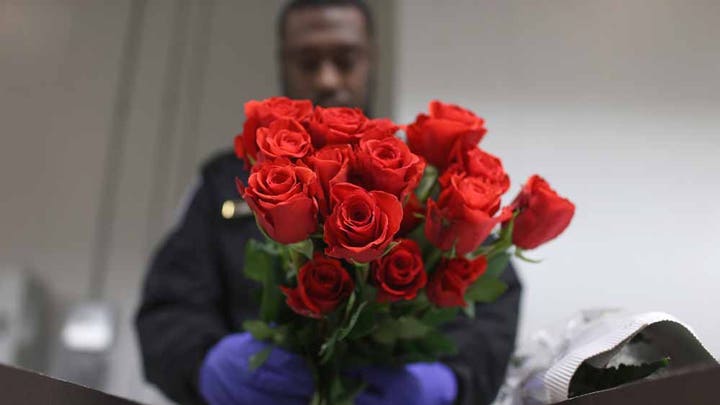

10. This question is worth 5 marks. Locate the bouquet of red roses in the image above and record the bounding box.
[233,97,575,404]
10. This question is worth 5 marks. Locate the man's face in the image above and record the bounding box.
[280,6,374,111]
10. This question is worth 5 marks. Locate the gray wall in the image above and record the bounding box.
[394,0,720,356]
[0,0,284,401]
[0,0,394,402]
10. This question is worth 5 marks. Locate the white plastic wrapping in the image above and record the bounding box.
[494,310,717,405]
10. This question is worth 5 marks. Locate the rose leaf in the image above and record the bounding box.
[465,276,508,303]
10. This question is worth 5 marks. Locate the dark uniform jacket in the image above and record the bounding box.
[135,151,522,405]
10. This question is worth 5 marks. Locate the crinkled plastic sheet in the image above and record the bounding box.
[493,310,717,405]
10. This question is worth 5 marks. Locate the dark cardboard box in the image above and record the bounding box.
[554,364,719,405]
[1,362,717,405]
[0,363,144,405]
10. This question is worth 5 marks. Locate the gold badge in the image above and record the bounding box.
[221,199,252,219]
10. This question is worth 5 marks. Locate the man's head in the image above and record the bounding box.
[278,0,375,113]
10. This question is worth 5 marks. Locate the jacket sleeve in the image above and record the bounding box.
[135,175,229,405]
[443,262,522,405]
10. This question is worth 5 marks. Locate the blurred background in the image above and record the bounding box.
[1,0,718,403]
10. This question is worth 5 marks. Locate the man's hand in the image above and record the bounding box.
[199,332,313,405]
[355,362,458,405]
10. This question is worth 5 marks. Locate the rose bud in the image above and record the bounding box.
[361,118,400,141]
[256,118,313,161]
[324,183,403,263]
[305,144,353,216]
[235,97,313,166]
[372,239,427,302]
[442,146,510,194]
[406,100,487,171]
[510,175,575,250]
[281,254,354,318]
[354,136,426,200]
[425,173,504,255]
[237,159,320,244]
[308,106,370,147]
[426,256,488,308]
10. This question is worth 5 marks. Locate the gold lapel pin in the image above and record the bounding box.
[221,199,252,219]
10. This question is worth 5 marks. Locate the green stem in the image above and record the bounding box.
[289,247,301,271]
[416,166,439,202]
[487,239,513,259]
[354,262,369,285]
[475,211,518,259]
[313,362,335,405]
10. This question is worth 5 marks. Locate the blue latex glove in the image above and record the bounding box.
[199,332,314,405]
[355,362,458,405]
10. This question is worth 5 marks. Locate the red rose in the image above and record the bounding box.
[372,239,427,302]
[309,106,369,147]
[256,118,312,161]
[425,172,504,255]
[305,144,353,215]
[354,136,426,200]
[235,97,313,165]
[510,175,575,249]
[238,159,320,244]
[406,100,487,170]
[426,256,487,308]
[399,193,424,235]
[442,146,510,194]
[324,183,403,263]
[361,118,400,140]
[281,254,354,318]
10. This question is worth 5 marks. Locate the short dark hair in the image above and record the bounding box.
[277,0,374,41]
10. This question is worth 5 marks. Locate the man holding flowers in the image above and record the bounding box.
[134,2,574,405]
